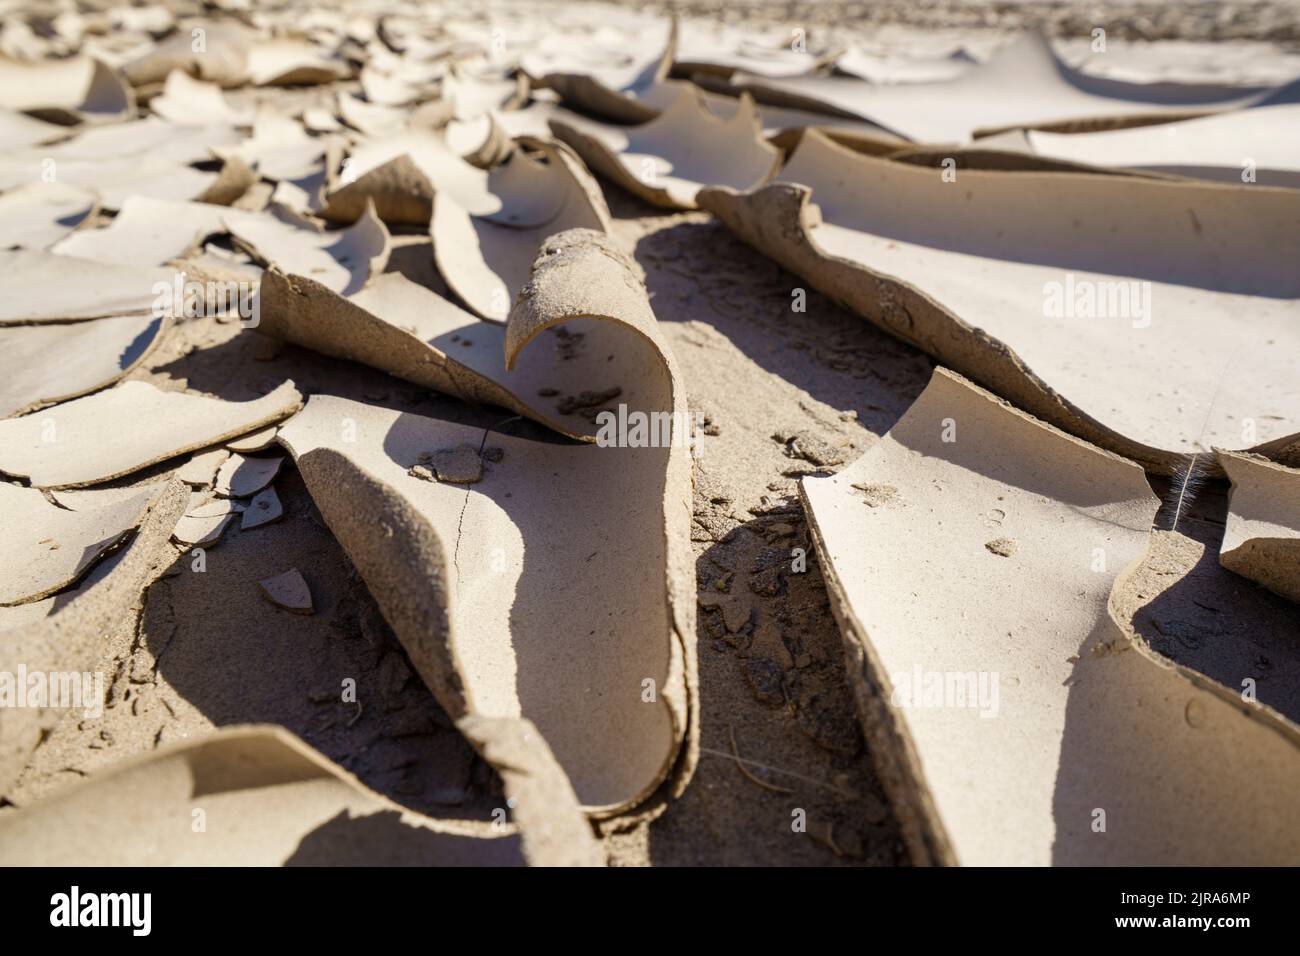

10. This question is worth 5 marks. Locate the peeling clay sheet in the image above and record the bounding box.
[802,368,1300,865]
[1022,103,1300,187]
[259,269,647,440]
[532,17,675,123]
[0,725,596,866]
[0,109,70,149]
[50,195,389,289]
[728,32,1272,143]
[228,201,391,295]
[431,138,612,319]
[1219,451,1300,604]
[0,250,175,323]
[0,314,166,418]
[0,54,132,122]
[0,166,222,219]
[0,380,303,489]
[276,230,696,817]
[324,130,500,225]
[150,68,253,127]
[0,483,157,606]
[699,131,1300,472]
[0,181,97,250]
[551,83,781,210]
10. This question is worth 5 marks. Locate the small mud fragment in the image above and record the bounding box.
[985,537,1017,557]
[409,445,484,484]
[772,428,850,467]
[258,568,314,614]
[852,482,898,508]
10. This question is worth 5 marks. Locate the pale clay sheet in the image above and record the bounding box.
[52,194,238,266]
[323,129,499,225]
[0,380,302,489]
[835,47,977,84]
[337,91,409,137]
[1219,451,1300,604]
[802,368,1300,865]
[0,181,98,250]
[0,109,71,149]
[0,54,132,122]
[0,314,166,418]
[220,107,328,182]
[176,447,230,487]
[259,269,650,441]
[275,229,696,818]
[551,83,782,210]
[227,200,391,296]
[51,195,384,283]
[257,568,314,612]
[150,68,254,127]
[0,724,599,866]
[120,23,253,88]
[728,32,1273,143]
[0,249,175,322]
[31,116,242,165]
[431,137,612,319]
[0,482,157,606]
[245,38,351,87]
[0,153,226,212]
[1023,103,1300,188]
[675,24,842,78]
[529,17,675,123]
[699,131,1300,473]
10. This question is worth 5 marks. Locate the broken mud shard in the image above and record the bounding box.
[802,368,1300,865]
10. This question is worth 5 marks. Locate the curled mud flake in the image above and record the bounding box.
[851,483,899,508]
[985,537,1017,557]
